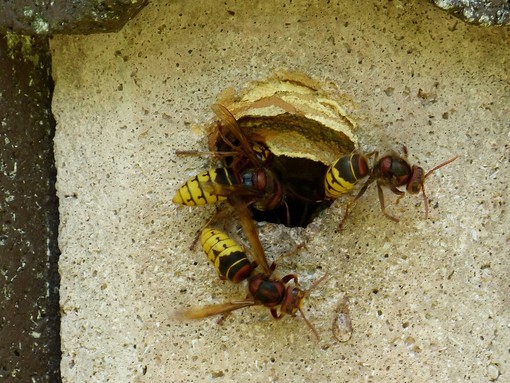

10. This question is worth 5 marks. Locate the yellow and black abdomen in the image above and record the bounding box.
[172,168,237,206]
[200,228,253,283]
[324,153,369,199]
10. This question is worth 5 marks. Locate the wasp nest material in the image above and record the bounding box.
[213,71,358,165]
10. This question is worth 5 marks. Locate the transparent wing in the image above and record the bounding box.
[229,194,271,275]
[172,300,256,320]
[211,103,261,166]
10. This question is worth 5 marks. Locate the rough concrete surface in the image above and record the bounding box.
[51,1,509,382]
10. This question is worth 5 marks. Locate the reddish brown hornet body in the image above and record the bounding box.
[340,149,458,225]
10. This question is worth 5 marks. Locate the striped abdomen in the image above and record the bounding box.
[200,228,253,284]
[324,153,369,199]
[172,168,237,206]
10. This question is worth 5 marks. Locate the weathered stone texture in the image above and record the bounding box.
[0,35,60,382]
[432,0,510,25]
[0,0,148,35]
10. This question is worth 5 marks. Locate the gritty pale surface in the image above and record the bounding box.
[52,1,509,382]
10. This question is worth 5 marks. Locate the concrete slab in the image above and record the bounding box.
[51,1,509,382]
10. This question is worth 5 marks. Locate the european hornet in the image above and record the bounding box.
[172,104,282,211]
[174,226,327,339]
[335,147,458,225]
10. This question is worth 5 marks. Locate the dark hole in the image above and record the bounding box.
[251,155,333,227]
[214,128,336,227]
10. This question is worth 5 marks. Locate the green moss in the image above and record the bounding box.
[5,33,41,66]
